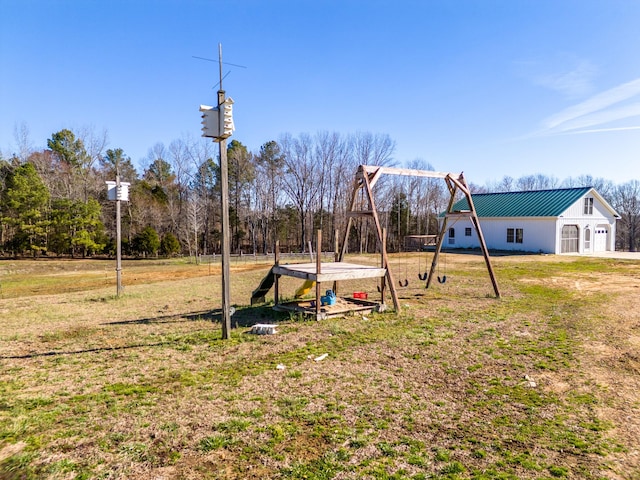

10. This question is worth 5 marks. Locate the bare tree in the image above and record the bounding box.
[76,126,109,202]
[280,133,321,252]
[227,140,255,252]
[562,175,615,203]
[13,122,34,163]
[184,138,217,256]
[312,131,354,248]
[168,138,196,247]
[486,175,516,192]
[352,131,396,167]
[350,132,397,253]
[516,173,559,191]
[405,158,439,236]
[613,180,640,252]
[253,141,285,253]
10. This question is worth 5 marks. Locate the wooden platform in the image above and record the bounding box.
[273,296,385,320]
[272,262,386,282]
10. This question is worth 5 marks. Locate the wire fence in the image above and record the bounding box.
[197,251,336,265]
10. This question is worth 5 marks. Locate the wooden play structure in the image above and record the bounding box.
[250,165,500,319]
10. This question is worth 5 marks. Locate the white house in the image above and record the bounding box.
[441,187,620,254]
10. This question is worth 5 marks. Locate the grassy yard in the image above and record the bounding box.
[0,253,639,479]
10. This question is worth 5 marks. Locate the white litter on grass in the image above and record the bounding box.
[314,353,328,362]
[524,374,537,388]
[276,364,286,370]
[249,324,277,335]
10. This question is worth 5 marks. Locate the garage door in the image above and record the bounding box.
[594,225,609,252]
[561,225,579,253]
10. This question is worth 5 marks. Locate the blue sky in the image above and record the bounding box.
[1,0,640,185]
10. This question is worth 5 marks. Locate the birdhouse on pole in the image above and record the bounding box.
[199,97,234,142]
[105,181,130,202]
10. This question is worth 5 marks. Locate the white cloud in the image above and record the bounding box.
[543,78,640,130]
[549,102,640,135]
[531,77,640,137]
[516,54,598,99]
[533,59,597,99]
[557,125,640,135]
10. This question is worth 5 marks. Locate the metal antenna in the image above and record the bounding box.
[211,71,231,90]
[218,44,224,91]
[191,55,247,69]
[192,47,247,90]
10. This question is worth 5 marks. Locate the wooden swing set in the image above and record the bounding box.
[338,165,501,309]
[257,165,500,320]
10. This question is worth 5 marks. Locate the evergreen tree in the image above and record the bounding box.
[160,232,181,257]
[1,163,49,255]
[49,198,105,257]
[132,226,160,257]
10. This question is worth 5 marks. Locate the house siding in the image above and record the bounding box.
[555,194,616,253]
[440,188,618,254]
[446,218,557,253]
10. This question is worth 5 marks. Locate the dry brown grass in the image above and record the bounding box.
[0,253,639,479]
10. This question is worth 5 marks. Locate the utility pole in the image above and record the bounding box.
[218,90,231,339]
[115,163,123,297]
[106,156,130,298]
[199,43,235,339]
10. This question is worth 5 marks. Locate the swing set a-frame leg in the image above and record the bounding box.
[428,173,500,298]
[339,166,401,313]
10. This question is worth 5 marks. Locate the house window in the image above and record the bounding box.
[585,228,591,250]
[584,197,594,215]
[465,227,472,236]
[507,228,523,244]
[516,229,523,243]
[448,227,455,245]
[561,225,579,253]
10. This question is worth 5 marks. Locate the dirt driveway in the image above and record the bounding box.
[580,251,640,260]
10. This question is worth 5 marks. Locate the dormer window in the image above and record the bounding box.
[584,197,594,215]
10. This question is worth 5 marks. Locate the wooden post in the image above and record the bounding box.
[274,240,280,306]
[360,168,400,312]
[315,229,322,318]
[446,174,500,298]
[339,166,400,312]
[460,176,500,298]
[339,172,363,261]
[333,229,339,294]
[218,88,232,340]
[380,228,387,305]
[115,166,123,298]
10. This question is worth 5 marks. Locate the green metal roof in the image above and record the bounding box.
[447,187,592,218]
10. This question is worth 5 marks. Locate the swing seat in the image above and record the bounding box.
[418,272,428,281]
[438,275,447,284]
[399,279,409,287]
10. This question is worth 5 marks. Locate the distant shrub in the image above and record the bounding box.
[160,232,181,257]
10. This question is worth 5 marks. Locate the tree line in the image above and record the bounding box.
[1,126,639,257]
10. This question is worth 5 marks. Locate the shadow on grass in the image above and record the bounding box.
[100,304,285,329]
[102,310,220,326]
[0,340,174,359]
[1,305,287,360]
